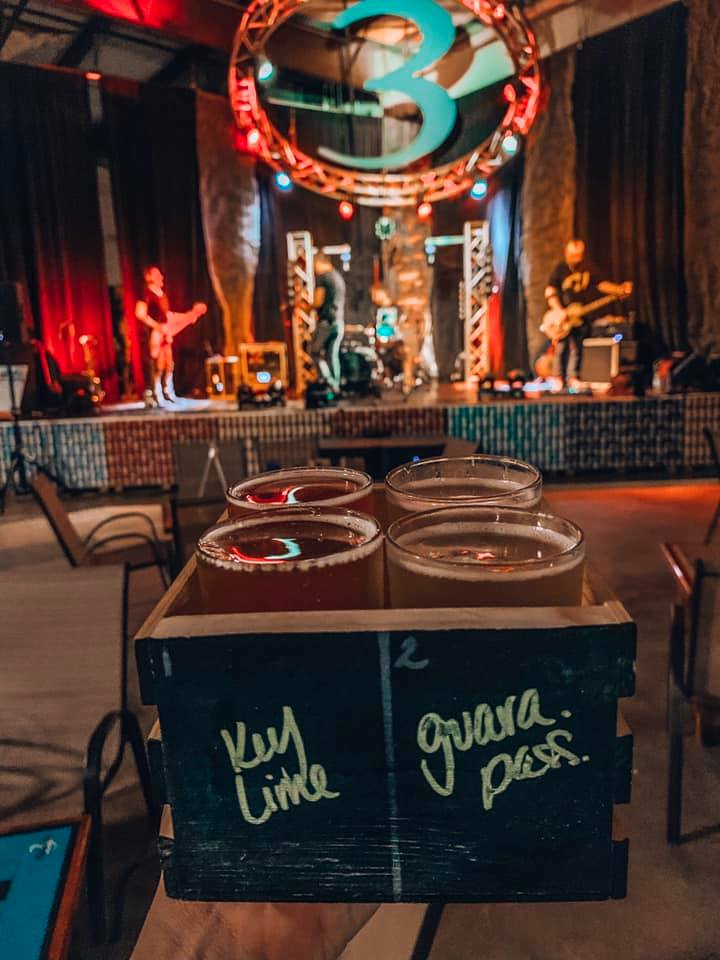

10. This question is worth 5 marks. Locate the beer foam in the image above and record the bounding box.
[197,510,382,573]
[388,520,584,582]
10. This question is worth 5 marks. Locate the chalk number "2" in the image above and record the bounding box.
[318,0,458,171]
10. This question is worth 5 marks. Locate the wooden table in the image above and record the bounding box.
[317,434,447,480]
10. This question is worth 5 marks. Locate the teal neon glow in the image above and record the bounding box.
[266,538,302,560]
[318,0,458,171]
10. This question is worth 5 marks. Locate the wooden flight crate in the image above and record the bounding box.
[137,559,635,905]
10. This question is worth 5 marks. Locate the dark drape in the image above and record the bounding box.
[102,80,221,395]
[253,166,287,345]
[573,4,688,354]
[0,63,117,396]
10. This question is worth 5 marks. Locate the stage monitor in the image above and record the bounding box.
[581,338,620,386]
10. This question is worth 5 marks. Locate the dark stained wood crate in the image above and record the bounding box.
[137,562,635,905]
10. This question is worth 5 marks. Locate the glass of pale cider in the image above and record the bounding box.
[386,507,585,609]
[226,466,373,518]
[385,456,542,523]
[196,506,384,613]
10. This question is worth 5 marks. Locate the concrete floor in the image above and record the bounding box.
[2,480,720,959]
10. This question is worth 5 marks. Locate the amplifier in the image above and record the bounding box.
[581,338,620,385]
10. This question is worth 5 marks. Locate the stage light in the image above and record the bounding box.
[85,71,102,82]
[417,201,433,221]
[503,82,517,103]
[247,127,262,148]
[493,3,507,19]
[275,171,293,192]
[257,59,275,83]
[502,133,520,156]
[339,200,355,221]
[470,179,488,200]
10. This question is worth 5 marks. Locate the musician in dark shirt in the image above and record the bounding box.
[311,253,345,392]
[544,240,632,384]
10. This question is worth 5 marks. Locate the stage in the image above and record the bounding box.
[2,386,718,491]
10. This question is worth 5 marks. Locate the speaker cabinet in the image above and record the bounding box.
[581,338,620,385]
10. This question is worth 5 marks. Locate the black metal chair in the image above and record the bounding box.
[664,547,720,843]
[703,427,720,545]
[170,440,248,571]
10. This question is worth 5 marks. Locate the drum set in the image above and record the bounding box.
[339,310,432,400]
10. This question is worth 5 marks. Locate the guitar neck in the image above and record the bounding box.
[577,294,622,319]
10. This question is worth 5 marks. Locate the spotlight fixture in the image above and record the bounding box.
[246,127,262,148]
[470,179,488,200]
[417,201,433,221]
[275,171,293,192]
[339,200,355,221]
[257,59,275,83]
[502,133,520,156]
[85,71,102,82]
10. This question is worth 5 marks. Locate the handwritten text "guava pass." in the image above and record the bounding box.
[416,688,590,812]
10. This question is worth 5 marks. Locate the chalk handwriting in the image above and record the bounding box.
[416,689,589,810]
[220,706,340,826]
[394,635,430,671]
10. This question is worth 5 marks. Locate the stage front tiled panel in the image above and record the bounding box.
[1,395,717,490]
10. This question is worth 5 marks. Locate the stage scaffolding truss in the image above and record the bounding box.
[463,221,493,382]
[286,231,316,396]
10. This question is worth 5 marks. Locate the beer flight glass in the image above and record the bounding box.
[196,506,384,614]
[386,506,585,609]
[385,455,543,523]
[195,456,583,613]
[226,466,373,517]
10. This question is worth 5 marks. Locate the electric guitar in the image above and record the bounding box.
[149,304,206,353]
[540,287,632,343]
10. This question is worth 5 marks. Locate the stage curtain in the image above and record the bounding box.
[488,157,527,375]
[102,80,221,395]
[0,63,117,397]
[252,166,288,347]
[521,50,577,370]
[684,0,720,355]
[196,92,260,352]
[573,4,688,354]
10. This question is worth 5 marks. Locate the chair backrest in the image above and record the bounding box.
[29,473,86,566]
[703,427,720,478]
[173,441,248,504]
[253,436,319,473]
[441,437,479,459]
[688,559,720,701]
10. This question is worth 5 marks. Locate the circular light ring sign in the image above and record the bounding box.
[230,0,541,207]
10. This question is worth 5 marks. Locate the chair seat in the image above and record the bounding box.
[90,538,172,571]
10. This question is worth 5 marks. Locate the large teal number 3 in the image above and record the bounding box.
[318,0,458,171]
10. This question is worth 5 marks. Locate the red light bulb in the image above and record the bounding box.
[339,200,355,221]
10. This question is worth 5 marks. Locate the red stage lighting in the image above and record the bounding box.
[417,201,433,221]
[85,71,102,82]
[493,3,507,19]
[339,200,355,221]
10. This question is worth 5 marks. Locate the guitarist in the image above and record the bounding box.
[544,240,632,385]
[135,265,207,407]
